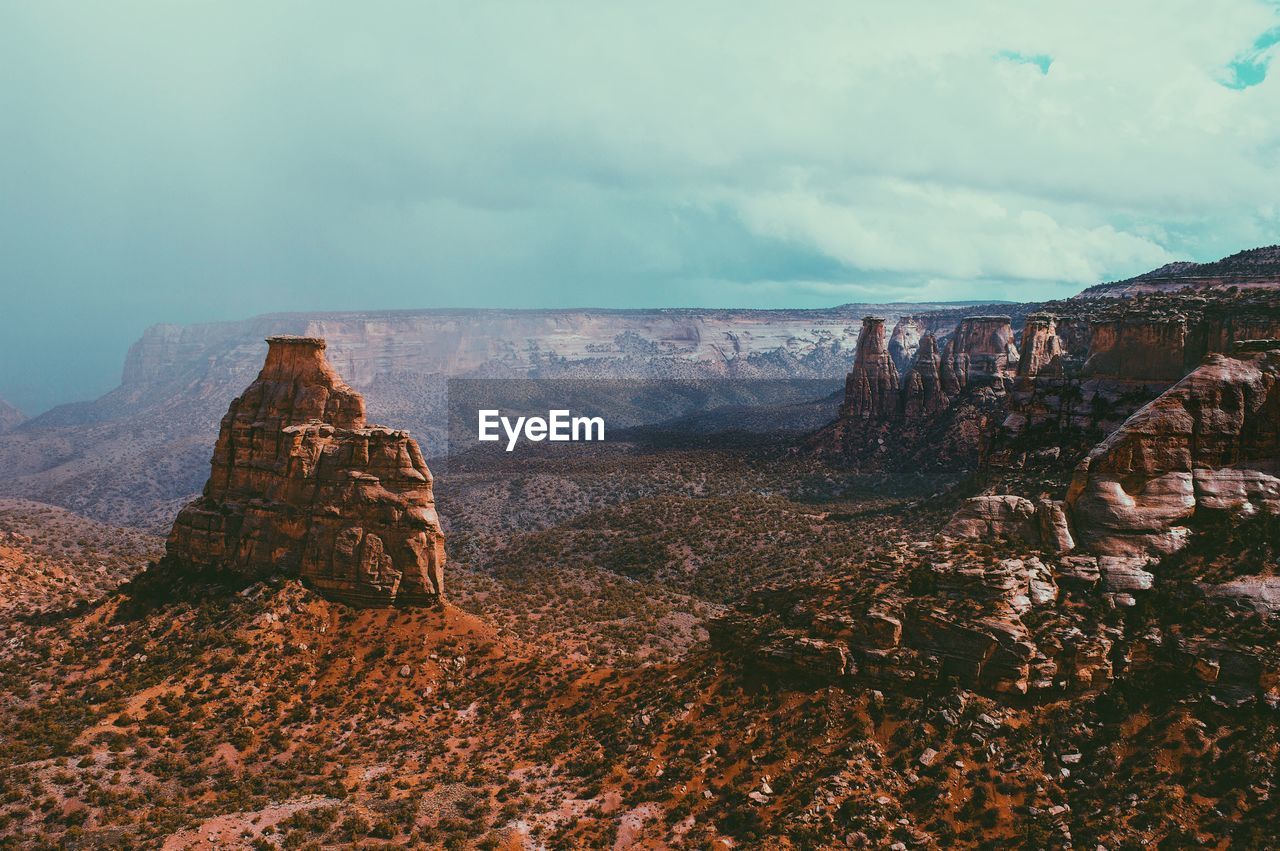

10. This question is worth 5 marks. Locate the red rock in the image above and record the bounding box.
[164,336,446,606]
[901,334,950,419]
[1016,314,1064,379]
[944,495,1039,543]
[1081,316,1189,382]
[840,317,900,421]
[946,316,1019,380]
[1067,346,1280,559]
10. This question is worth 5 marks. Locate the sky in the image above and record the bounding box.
[1,1,1279,414]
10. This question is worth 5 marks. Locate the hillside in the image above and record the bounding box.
[0,399,23,434]
[1078,245,1280,297]
[0,499,162,617]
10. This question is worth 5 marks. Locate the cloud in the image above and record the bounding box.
[1,0,1279,410]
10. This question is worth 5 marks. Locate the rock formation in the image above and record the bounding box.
[1067,343,1280,559]
[900,334,949,419]
[946,316,1019,381]
[840,317,900,421]
[949,342,1279,604]
[164,336,446,606]
[1081,316,1190,382]
[817,313,1023,470]
[887,316,924,375]
[713,541,1113,697]
[943,495,1075,554]
[1016,314,1064,380]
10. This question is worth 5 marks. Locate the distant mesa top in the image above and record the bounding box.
[162,336,447,606]
[1080,245,1280,297]
[265,334,328,346]
[1236,339,1280,353]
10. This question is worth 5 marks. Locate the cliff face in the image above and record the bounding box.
[7,304,980,528]
[946,315,1019,380]
[1067,345,1280,559]
[118,307,903,392]
[165,337,446,606]
[1082,317,1190,382]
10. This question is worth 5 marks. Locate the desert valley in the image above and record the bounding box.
[0,247,1277,848]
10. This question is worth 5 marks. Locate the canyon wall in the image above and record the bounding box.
[1066,344,1280,559]
[3,303,993,527]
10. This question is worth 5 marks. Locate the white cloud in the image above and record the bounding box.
[3,0,1280,408]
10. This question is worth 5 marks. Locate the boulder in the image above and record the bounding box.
[944,496,1075,554]
[943,495,1039,544]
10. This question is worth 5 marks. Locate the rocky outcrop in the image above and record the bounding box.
[900,334,950,419]
[887,317,924,375]
[840,317,900,421]
[164,336,446,606]
[1067,346,1280,560]
[944,496,1040,543]
[944,495,1075,554]
[1016,314,1064,379]
[714,542,1112,697]
[946,316,1019,381]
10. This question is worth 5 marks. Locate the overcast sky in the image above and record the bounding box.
[2,1,1279,413]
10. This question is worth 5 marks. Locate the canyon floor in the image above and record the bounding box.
[3,434,1278,849]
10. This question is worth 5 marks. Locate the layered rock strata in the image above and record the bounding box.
[949,344,1280,605]
[901,334,950,419]
[1067,345,1280,559]
[1081,316,1190,382]
[840,317,900,420]
[946,316,1020,380]
[164,336,446,606]
[1016,314,1065,380]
